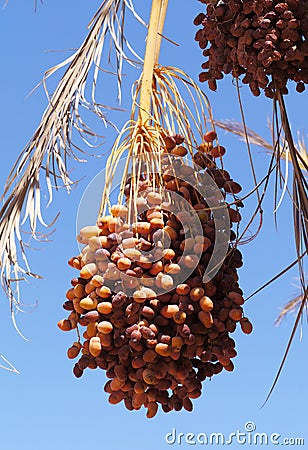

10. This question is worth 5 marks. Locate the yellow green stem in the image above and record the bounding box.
[155,0,169,65]
[139,0,164,124]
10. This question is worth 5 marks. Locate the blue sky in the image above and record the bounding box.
[0,1,307,449]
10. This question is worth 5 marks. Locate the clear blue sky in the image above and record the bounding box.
[0,1,307,449]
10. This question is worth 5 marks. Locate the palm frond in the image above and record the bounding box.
[245,252,307,302]
[262,287,307,408]
[260,87,308,406]
[0,0,144,320]
[34,0,44,10]
[275,291,307,326]
[215,119,273,151]
[0,354,20,374]
[217,91,308,404]
[216,119,308,172]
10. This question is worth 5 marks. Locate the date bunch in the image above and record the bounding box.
[195,0,308,96]
[58,132,252,417]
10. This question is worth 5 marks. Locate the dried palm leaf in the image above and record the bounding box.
[0,0,145,324]
[215,118,272,149]
[275,290,307,326]
[5,0,45,9]
[259,87,308,405]
[0,354,19,374]
[34,0,43,10]
[215,119,308,172]
[245,251,307,303]
[216,85,308,403]
[262,287,307,408]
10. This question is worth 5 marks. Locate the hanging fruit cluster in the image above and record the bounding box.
[58,131,252,418]
[195,0,308,96]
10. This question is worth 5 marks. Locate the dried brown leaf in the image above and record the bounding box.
[0,0,144,321]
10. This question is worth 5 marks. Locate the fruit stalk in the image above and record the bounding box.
[139,0,165,124]
[154,0,169,65]
[276,88,308,237]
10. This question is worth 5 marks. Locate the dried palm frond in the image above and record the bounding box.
[0,0,145,322]
[275,290,307,326]
[4,0,45,9]
[216,85,308,403]
[222,89,308,404]
[259,88,308,406]
[262,287,307,408]
[215,119,308,172]
[295,134,308,172]
[34,0,43,10]
[215,119,273,150]
[275,91,308,263]
[0,354,19,374]
[245,251,307,303]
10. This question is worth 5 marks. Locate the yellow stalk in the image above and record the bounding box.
[155,0,169,65]
[139,0,164,124]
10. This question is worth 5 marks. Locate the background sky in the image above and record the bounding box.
[0,1,307,449]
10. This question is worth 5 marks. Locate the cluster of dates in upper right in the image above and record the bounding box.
[195,0,308,96]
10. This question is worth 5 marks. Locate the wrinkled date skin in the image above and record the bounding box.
[195,0,308,96]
